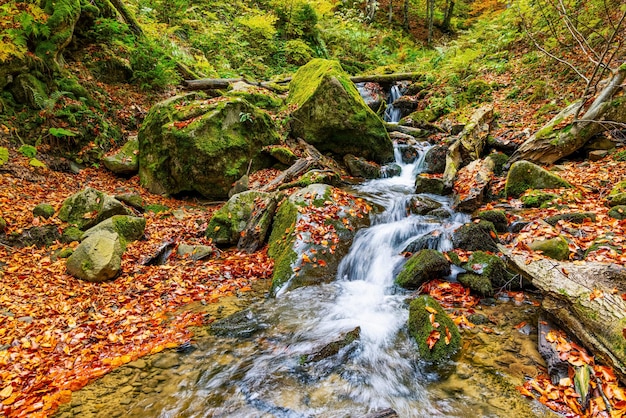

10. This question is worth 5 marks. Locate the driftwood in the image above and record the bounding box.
[184,72,424,91]
[509,66,626,165]
[443,105,494,188]
[236,194,279,253]
[260,158,316,192]
[500,245,626,384]
[142,240,176,266]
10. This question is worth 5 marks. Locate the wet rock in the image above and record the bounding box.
[508,221,529,233]
[396,249,451,289]
[403,231,443,253]
[408,195,442,215]
[545,212,596,226]
[408,295,461,362]
[127,359,147,369]
[458,273,493,297]
[474,210,507,233]
[344,154,381,179]
[423,145,447,174]
[381,163,401,178]
[520,190,558,208]
[467,313,489,325]
[505,160,572,198]
[302,327,361,364]
[528,235,570,260]
[59,187,130,230]
[177,244,214,261]
[452,221,499,252]
[454,158,495,213]
[414,175,446,195]
[288,59,394,163]
[462,251,510,291]
[152,353,180,369]
[66,231,123,282]
[228,175,249,198]
[268,184,369,294]
[33,203,55,219]
[211,309,264,338]
[102,137,139,176]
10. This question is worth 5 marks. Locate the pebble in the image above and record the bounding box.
[119,385,134,394]
[152,353,180,369]
[127,359,147,369]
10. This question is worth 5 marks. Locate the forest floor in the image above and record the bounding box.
[2,55,626,418]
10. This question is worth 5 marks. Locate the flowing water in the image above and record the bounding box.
[383,85,403,124]
[55,103,557,417]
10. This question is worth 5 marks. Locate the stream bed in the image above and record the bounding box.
[55,142,558,418]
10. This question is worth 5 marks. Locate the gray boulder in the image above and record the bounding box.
[505,160,572,198]
[102,137,139,175]
[82,215,146,248]
[59,187,130,230]
[66,231,123,282]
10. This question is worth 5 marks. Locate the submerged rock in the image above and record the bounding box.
[210,309,264,338]
[138,93,279,199]
[408,295,461,362]
[302,327,361,364]
[267,184,370,295]
[288,59,394,164]
[505,160,571,198]
[395,249,450,289]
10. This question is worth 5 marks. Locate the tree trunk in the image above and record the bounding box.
[366,0,377,21]
[427,0,435,45]
[500,246,626,385]
[403,0,410,29]
[237,194,280,253]
[107,0,144,36]
[442,0,455,32]
[384,123,429,138]
[508,66,626,166]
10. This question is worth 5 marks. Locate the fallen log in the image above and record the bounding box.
[184,72,424,91]
[236,194,279,253]
[260,158,316,192]
[500,245,626,384]
[384,122,429,138]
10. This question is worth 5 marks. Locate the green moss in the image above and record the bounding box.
[144,204,169,213]
[0,217,6,231]
[33,203,55,219]
[268,199,299,292]
[545,212,596,226]
[57,247,74,258]
[528,236,570,260]
[457,273,493,296]
[486,152,508,176]
[0,147,8,166]
[608,206,626,220]
[61,226,83,243]
[520,190,558,208]
[474,210,507,232]
[462,251,509,289]
[395,249,450,289]
[408,295,461,362]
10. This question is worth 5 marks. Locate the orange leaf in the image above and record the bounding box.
[425,306,438,314]
[426,330,441,349]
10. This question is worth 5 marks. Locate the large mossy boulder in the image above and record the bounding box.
[474,210,507,233]
[59,188,130,230]
[102,137,139,176]
[505,160,572,198]
[288,59,394,164]
[82,215,146,249]
[267,184,370,295]
[205,191,278,246]
[408,295,461,362]
[138,93,279,199]
[395,249,451,289]
[66,231,123,282]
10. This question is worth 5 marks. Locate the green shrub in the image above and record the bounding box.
[19,144,37,158]
[130,38,181,90]
[284,39,313,65]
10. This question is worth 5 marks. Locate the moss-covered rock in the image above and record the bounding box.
[288,59,393,163]
[487,152,509,176]
[138,93,279,199]
[505,160,571,198]
[462,251,509,290]
[279,170,342,190]
[0,225,60,248]
[584,233,623,258]
[265,146,298,166]
[608,206,626,220]
[607,192,626,207]
[59,188,130,230]
[205,191,277,247]
[457,273,493,296]
[66,230,123,282]
[520,190,558,208]
[177,244,214,261]
[115,193,144,211]
[528,236,570,260]
[227,82,284,110]
[268,184,370,295]
[452,221,499,252]
[82,215,146,249]
[415,175,446,195]
[403,231,443,253]
[344,154,381,179]
[545,212,596,226]
[395,249,450,289]
[61,226,83,244]
[408,295,461,362]
[408,195,443,216]
[0,217,6,232]
[474,210,507,233]
[424,145,448,174]
[102,137,139,176]
[33,203,55,219]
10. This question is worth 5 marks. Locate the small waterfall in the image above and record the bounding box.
[383,85,403,123]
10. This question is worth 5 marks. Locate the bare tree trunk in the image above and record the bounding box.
[366,0,378,21]
[427,0,435,45]
[442,0,455,32]
[508,66,626,165]
[403,0,410,29]
[107,0,144,36]
[388,0,393,23]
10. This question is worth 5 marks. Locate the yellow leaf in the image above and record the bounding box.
[0,385,12,399]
